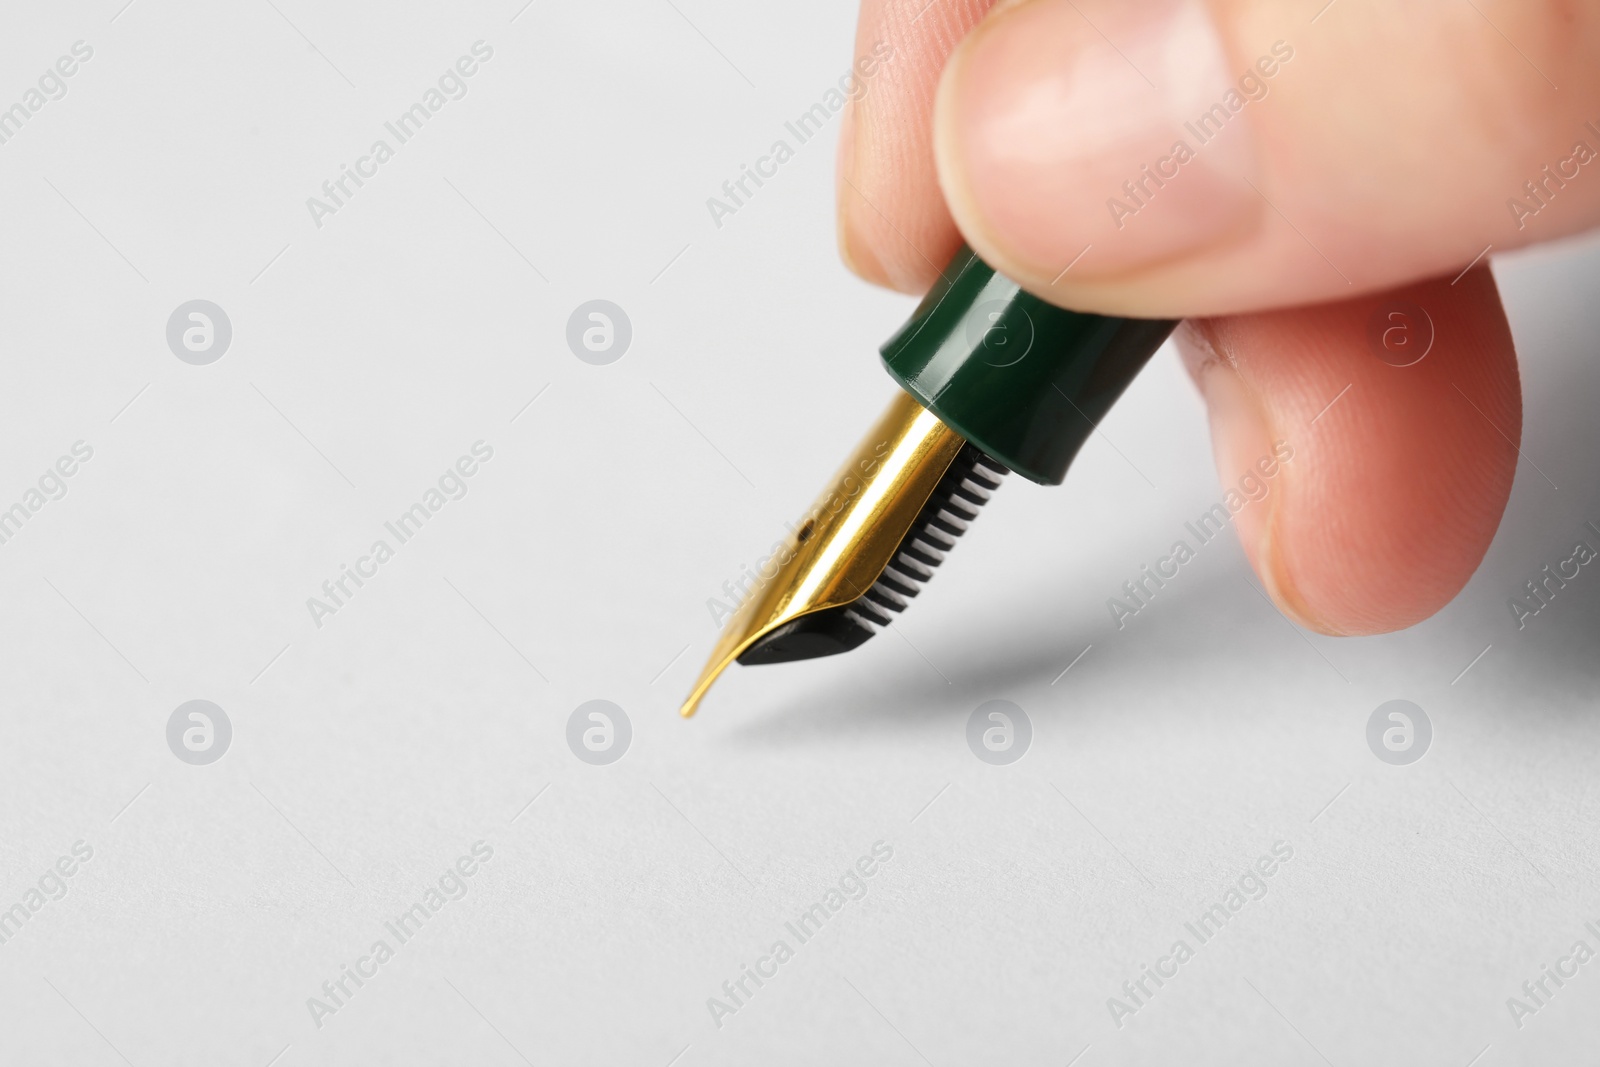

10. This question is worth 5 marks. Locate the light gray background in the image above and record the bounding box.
[1,1,1597,1064]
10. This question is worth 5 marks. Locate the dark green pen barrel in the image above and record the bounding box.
[880,246,1178,485]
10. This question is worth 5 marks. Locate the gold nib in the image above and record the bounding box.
[680,391,966,718]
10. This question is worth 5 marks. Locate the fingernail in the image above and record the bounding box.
[1184,325,1330,633]
[941,0,1261,280]
[1194,355,1273,565]
[835,102,873,278]
[836,103,921,292]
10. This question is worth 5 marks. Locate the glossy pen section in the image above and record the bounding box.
[881,245,1178,485]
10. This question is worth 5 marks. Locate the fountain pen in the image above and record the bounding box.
[680,245,1178,717]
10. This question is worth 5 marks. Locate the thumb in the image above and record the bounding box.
[931,0,1600,317]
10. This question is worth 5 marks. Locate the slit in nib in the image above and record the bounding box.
[736,444,1007,665]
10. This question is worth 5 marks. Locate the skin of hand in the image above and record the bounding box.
[837,0,1600,636]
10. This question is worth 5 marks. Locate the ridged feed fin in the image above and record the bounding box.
[736,444,1007,665]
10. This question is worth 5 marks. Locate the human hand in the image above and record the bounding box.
[837,0,1598,635]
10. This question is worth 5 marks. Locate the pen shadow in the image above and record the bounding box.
[719,558,1251,748]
